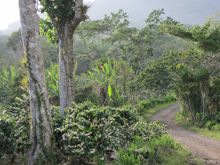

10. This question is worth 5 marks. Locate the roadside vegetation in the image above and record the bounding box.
[176,111,220,141]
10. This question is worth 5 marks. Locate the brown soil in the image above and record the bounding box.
[151,104,220,165]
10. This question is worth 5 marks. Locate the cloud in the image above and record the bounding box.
[84,0,95,5]
[0,0,19,30]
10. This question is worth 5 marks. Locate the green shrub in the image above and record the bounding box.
[59,102,136,159]
[137,95,176,113]
[58,102,165,162]
[163,94,176,102]
[176,111,190,126]
[75,85,101,105]
[115,136,146,165]
[0,66,26,104]
[0,109,16,158]
[46,64,59,105]
[51,106,65,152]
[204,121,217,130]
[115,146,142,165]
[132,122,166,141]
[211,123,220,131]
[115,135,180,165]
[7,95,30,155]
[0,95,30,159]
[147,135,179,157]
[177,110,220,131]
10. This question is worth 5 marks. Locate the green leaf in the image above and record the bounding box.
[104,63,110,75]
[108,84,113,98]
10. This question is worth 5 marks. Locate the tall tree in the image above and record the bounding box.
[19,0,54,164]
[160,17,220,52]
[40,0,87,116]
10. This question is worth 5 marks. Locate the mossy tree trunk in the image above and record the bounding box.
[57,0,86,117]
[19,0,54,164]
[39,0,87,116]
[58,22,76,117]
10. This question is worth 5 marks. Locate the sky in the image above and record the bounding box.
[0,0,220,30]
[0,0,19,30]
[87,0,220,27]
[0,0,95,30]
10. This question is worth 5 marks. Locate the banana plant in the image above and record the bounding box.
[46,64,59,100]
[0,66,20,103]
[88,60,117,101]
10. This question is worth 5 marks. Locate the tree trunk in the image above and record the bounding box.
[59,22,75,117]
[199,79,210,121]
[45,0,86,116]
[19,0,54,164]
[187,94,196,123]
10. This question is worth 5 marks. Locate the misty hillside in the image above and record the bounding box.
[87,0,220,27]
[0,21,20,36]
[2,0,220,36]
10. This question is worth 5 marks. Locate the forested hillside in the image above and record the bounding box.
[0,1,219,165]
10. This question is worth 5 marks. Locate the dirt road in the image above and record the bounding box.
[151,104,220,165]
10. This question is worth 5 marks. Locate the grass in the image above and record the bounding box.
[142,101,176,120]
[115,134,204,165]
[176,112,220,141]
[159,146,204,165]
[146,134,201,165]
[190,127,220,141]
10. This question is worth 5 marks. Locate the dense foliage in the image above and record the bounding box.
[0,6,219,164]
[40,0,76,25]
[0,66,27,104]
[0,96,30,161]
[53,102,165,163]
[139,17,220,126]
[115,135,181,165]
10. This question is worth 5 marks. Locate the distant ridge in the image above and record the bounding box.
[0,21,20,36]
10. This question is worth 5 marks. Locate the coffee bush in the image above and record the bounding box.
[57,102,165,161]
